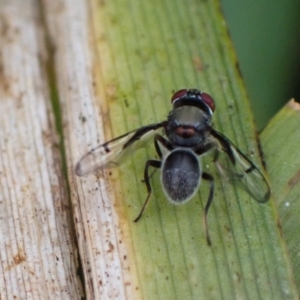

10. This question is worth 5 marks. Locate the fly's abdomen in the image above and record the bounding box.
[161,149,201,203]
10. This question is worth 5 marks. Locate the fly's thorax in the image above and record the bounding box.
[161,148,202,204]
[165,106,212,147]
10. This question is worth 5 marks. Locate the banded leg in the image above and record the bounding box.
[134,160,162,222]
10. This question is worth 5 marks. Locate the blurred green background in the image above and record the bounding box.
[220,1,300,130]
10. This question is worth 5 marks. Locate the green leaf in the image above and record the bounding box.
[88,0,298,298]
[261,100,300,295]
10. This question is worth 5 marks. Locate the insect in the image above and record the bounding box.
[75,89,270,245]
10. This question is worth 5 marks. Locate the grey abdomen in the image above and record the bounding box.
[161,149,201,203]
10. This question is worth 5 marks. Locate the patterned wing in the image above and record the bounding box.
[75,122,165,176]
[210,129,270,203]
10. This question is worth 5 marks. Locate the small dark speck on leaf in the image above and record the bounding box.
[124,98,129,107]
[13,253,26,265]
[79,114,87,123]
[224,225,232,233]
[277,218,283,238]
[107,241,114,253]
[288,169,300,187]
[236,272,242,282]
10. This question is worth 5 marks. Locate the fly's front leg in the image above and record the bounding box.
[141,134,173,183]
[154,134,173,159]
[134,160,162,222]
[202,172,215,246]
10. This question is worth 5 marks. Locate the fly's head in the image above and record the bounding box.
[165,89,215,147]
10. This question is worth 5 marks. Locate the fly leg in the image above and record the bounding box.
[202,172,215,246]
[194,141,217,156]
[154,134,173,158]
[134,160,161,222]
[141,134,173,183]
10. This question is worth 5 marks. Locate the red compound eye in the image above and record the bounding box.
[171,89,188,103]
[201,92,215,112]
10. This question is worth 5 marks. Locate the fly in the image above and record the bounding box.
[75,89,270,245]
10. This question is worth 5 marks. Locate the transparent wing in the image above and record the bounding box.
[75,122,165,176]
[210,129,270,203]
